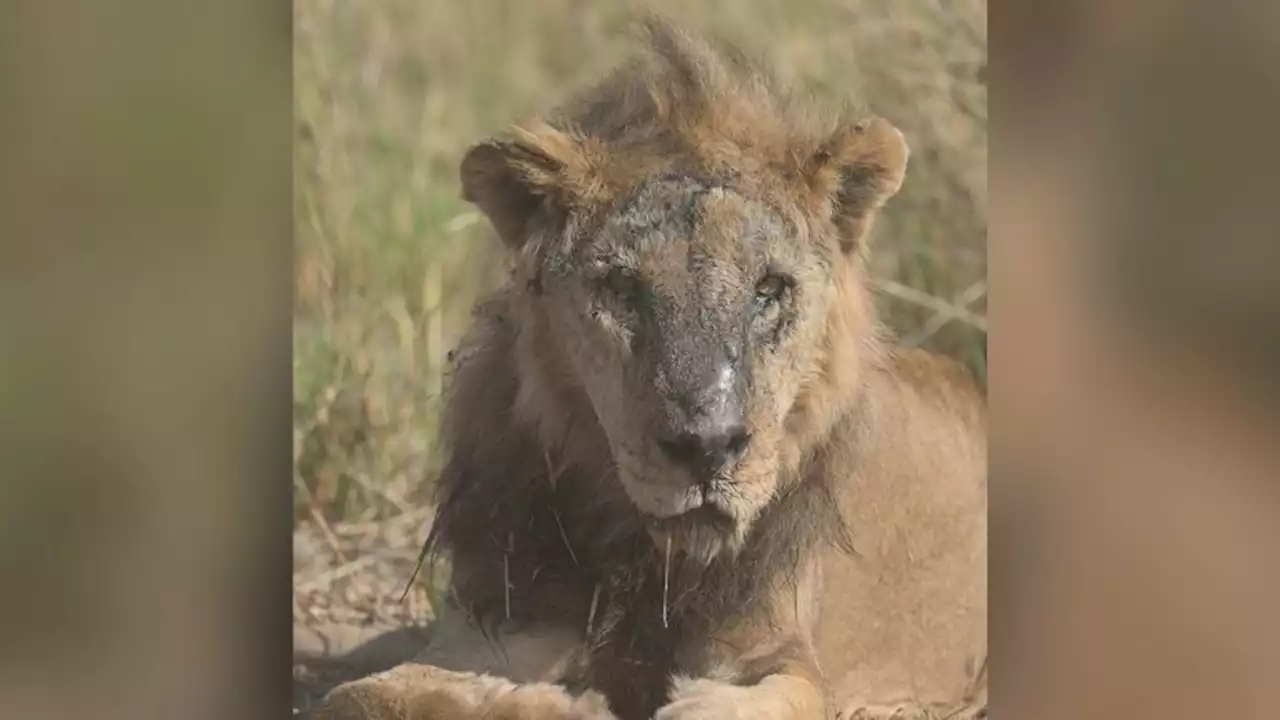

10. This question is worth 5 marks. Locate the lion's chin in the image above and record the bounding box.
[645,503,746,566]
[616,466,761,563]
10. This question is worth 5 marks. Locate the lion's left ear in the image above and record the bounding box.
[803,116,909,253]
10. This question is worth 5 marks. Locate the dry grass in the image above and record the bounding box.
[293,0,985,715]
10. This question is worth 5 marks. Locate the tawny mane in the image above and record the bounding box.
[463,16,907,241]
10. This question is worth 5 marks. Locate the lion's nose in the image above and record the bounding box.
[657,420,751,480]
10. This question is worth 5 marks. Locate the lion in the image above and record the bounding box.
[315,17,986,720]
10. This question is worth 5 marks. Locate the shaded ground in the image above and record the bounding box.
[292,510,436,716]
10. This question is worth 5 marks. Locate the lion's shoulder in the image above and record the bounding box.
[878,347,985,424]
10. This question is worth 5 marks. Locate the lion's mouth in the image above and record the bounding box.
[639,478,734,519]
[644,501,742,566]
[646,500,736,539]
[615,457,745,547]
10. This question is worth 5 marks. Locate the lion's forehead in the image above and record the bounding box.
[591,172,797,275]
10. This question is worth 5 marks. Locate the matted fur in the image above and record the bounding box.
[319,16,985,720]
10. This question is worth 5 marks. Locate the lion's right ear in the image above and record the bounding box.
[804,116,910,254]
[459,122,604,249]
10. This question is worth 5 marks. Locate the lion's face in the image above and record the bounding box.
[540,174,838,558]
[460,111,907,560]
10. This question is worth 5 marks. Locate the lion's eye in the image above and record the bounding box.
[754,274,787,307]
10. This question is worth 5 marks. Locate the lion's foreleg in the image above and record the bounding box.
[314,663,617,720]
[315,605,611,720]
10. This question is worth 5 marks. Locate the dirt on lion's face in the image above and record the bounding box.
[542,173,839,560]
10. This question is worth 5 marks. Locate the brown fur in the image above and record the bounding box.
[316,16,985,720]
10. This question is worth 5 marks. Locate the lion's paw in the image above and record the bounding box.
[654,677,756,720]
[487,684,617,720]
[311,662,617,720]
[312,663,510,720]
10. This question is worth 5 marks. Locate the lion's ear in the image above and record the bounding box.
[460,122,603,249]
[805,116,909,253]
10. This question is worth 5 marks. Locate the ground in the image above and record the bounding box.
[292,510,436,716]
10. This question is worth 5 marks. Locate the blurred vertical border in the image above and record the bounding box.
[0,1,293,718]
[992,0,1280,718]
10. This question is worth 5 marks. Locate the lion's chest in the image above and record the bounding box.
[569,590,717,720]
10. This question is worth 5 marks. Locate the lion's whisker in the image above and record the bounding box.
[543,449,561,492]
[503,532,514,621]
[552,508,579,565]
[586,582,602,637]
[662,533,672,628]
